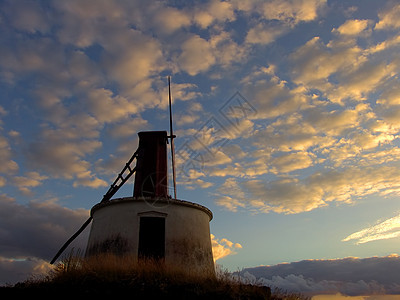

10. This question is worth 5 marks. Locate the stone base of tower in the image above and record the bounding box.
[86,197,215,277]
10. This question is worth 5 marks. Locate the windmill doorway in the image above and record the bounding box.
[138,216,165,260]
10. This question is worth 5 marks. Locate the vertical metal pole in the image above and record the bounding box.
[168,76,177,199]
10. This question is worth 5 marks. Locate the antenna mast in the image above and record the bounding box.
[168,76,177,199]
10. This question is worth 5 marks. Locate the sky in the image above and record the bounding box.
[1,0,400,296]
[240,255,400,297]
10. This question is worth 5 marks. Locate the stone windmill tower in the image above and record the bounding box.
[51,77,215,276]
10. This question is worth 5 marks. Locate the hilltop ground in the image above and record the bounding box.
[0,254,307,299]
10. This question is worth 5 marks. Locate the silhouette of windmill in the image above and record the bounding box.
[50,77,215,276]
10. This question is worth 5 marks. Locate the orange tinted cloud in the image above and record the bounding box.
[211,234,242,261]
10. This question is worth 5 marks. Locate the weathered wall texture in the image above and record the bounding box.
[86,197,214,276]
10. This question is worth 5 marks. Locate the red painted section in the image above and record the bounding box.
[133,131,168,198]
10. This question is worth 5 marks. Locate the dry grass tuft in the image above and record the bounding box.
[49,249,215,285]
[1,250,307,299]
[270,288,311,300]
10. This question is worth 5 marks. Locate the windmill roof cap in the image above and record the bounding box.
[138,131,168,136]
[91,197,213,221]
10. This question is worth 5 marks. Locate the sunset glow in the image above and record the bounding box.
[1,0,400,296]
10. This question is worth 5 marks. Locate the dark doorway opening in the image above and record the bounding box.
[138,217,165,260]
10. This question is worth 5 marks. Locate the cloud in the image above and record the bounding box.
[252,115,328,153]
[215,164,400,214]
[54,0,130,47]
[95,127,142,178]
[375,3,400,30]
[343,213,400,244]
[0,257,52,286]
[244,0,326,44]
[205,25,400,215]
[37,0,167,111]
[209,54,400,215]
[209,31,249,69]
[0,195,89,260]
[3,0,50,34]
[102,29,164,89]
[1,0,249,196]
[289,36,364,88]
[177,29,248,76]
[332,19,371,36]
[304,107,361,136]
[85,88,138,123]
[2,0,400,222]
[26,132,105,187]
[0,36,70,88]
[183,178,214,190]
[256,274,389,297]
[330,60,398,103]
[11,172,48,195]
[211,234,242,261]
[215,195,247,213]
[240,177,326,214]
[368,35,400,54]
[178,35,216,76]
[160,82,201,107]
[289,21,399,104]
[19,100,109,189]
[0,194,90,285]
[259,0,326,24]
[152,6,191,34]
[377,85,400,107]
[270,151,314,174]
[245,23,288,45]
[107,118,149,140]
[193,0,235,28]
[0,106,18,176]
[182,59,400,215]
[73,171,108,189]
[0,10,117,190]
[0,195,89,285]
[243,79,310,121]
[240,255,400,296]
[0,134,18,175]
[2,0,400,290]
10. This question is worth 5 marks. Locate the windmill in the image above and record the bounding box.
[50,77,215,276]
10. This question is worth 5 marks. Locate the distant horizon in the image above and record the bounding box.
[312,294,400,300]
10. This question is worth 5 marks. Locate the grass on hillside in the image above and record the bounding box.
[1,250,309,300]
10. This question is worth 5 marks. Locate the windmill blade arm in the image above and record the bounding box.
[170,138,177,199]
[50,147,140,264]
[168,76,177,199]
[100,148,139,203]
[50,216,93,264]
